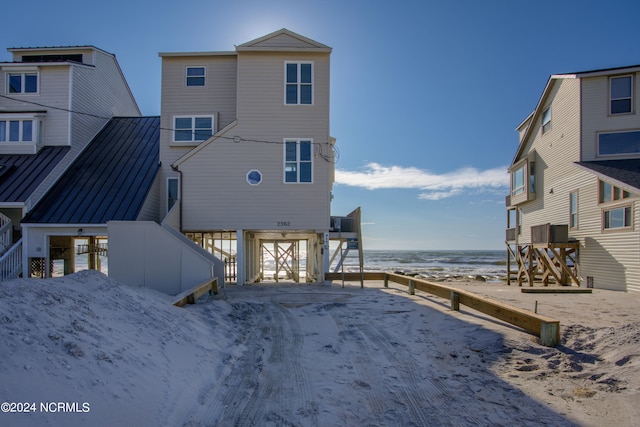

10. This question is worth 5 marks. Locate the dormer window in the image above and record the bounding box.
[610,75,633,114]
[0,119,34,142]
[8,72,38,94]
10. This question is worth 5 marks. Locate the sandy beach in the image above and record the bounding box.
[1,271,638,426]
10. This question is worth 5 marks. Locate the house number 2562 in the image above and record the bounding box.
[277,221,291,227]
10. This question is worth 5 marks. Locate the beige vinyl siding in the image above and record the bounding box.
[577,72,640,291]
[173,50,331,231]
[237,52,330,132]
[249,33,318,49]
[581,72,640,161]
[136,173,162,222]
[514,78,581,243]
[515,74,640,291]
[159,54,237,174]
[27,49,140,208]
[180,136,331,231]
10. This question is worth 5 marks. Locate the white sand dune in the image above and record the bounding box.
[0,271,638,426]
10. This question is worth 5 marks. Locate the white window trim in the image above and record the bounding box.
[0,114,42,144]
[610,75,633,115]
[284,61,314,105]
[6,70,39,94]
[185,66,206,87]
[283,138,314,184]
[171,114,216,145]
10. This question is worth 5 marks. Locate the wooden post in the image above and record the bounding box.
[384,274,389,288]
[408,279,415,295]
[540,321,560,347]
[450,290,460,311]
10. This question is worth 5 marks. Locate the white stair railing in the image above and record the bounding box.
[0,212,13,255]
[0,238,22,281]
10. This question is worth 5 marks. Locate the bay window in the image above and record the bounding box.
[0,118,35,143]
[509,152,536,205]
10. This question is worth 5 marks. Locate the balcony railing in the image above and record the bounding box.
[531,224,568,245]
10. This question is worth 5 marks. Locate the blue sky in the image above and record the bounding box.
[3,0,640,250]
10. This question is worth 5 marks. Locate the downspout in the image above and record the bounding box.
[170,164,183,231]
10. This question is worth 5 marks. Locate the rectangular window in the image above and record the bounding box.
[542,107,551,133]
[173,116,214,142]
[167,178,179,212]
[598,130,640,156]
[610,75,633,114]
[7,72,38,94]
[186,67,205,87]
[285,62,313,105]
[511,164,525,196]
[284,139,313,183]
[0,119,34,142]
[570,192,578,229]
[604,206,632,229]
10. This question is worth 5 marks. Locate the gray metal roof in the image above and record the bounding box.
[576,159,640,192]
[0,146,70,203]
[22,116,160,224]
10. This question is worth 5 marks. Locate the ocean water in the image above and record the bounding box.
[339,249,507,281]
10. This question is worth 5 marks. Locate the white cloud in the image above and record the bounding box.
[418,189,463,200]
[335,163,509,200]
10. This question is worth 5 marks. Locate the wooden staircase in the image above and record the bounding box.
[0,212,22,281]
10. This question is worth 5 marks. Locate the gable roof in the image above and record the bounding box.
[22,116,160,224]
[236,28,331,52]
[0,146,70,204]
[512,63,640,167]
[576,159,640,193]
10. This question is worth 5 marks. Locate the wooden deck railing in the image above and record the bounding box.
[172,277,219,307]
[325,271,560,347]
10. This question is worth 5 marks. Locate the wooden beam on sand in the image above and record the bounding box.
[325,271,561,346]
[521,288,592,294]
[172,277,219,307]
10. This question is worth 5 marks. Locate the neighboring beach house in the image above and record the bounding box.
[506,64,640,292]
[0,46,140,279]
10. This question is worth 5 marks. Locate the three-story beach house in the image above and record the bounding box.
[0,46,140,279]
[155,29,338,286]
[507,64,640,292]
[108,29,358,291]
